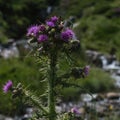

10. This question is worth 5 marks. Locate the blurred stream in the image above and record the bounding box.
[86,50,120,88]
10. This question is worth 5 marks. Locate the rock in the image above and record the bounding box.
[0,115,13,120]
[56,105,62,113]
[92,94,104,102]
[106,92,120,100]
[81,94,92,102]
[79,107,85,114]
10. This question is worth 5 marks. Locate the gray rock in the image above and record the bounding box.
[0,114,13,120]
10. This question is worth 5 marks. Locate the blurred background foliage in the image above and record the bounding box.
[0,0,120,57]
[0,57,47,115]
[0,0,119,115]
[0,0,60,40]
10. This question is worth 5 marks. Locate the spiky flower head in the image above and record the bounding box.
[27,25,39,37]
[26,16,78,53]
[38,34,48,43]
[46,21,55,27]
[50,16,59,23]
[61,29,74,42]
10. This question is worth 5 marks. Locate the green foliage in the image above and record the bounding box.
[54,0,114,17]
[0,0,61,41]
[75,16,119,51]
[0,14,8,42]
[74,15,120,58]
[0,0,47,40]
[53,0,120,59]
[60,67,115,101]
[0,46,114,116]
[0,0,119,118]
[0,58,46,115]
[54,52,115,101]
[81,67,115,92]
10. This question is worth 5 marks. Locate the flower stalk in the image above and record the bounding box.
[48,47,57,120]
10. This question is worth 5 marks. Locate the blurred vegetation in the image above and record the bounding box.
[0,0,60,40]
[0,0,119,116]
[0,52,115,115]
[0,0,120,58]
[55,0,120,59]
[0,57,47,115]
[60,67,115,101]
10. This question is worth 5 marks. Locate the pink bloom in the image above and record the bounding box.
[46,21,55,27]
[61,29,74,42]
[71,107,80,114]
[27,25,39,37]
[3,80,13,93]
[38,34,48,43]
[65,29,74,39]
[51,16,58,23]
[61,32,70,41]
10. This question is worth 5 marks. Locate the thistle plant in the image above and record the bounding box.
[3,16,89,120]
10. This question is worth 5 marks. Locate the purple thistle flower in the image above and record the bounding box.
[61,29,74,42]
[83,65,90,76]
[65,29,74,39]
[38,34,48,43]
[39,25,46,31]
[61,32,70,41]
[27,25,39,37]
[46,21,55,27]
[3,80,13,93]
[71,107,80,114]
[50,16,58,23]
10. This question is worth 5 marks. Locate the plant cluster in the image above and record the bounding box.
[3,16,89,120]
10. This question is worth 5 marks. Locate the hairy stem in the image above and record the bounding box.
[48,50,57,120]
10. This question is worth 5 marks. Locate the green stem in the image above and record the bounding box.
[48,50,57,120]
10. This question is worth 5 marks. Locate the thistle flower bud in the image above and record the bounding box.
[71,67,83,78]
[83,65,90,76]
[69,40,80,51]
[51,28,55,33]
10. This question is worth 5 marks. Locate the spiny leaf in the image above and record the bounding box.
[24,90,48,114]
[59,81,93,99]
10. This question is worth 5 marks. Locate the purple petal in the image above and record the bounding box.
[38,34,48,43]
[46,21,55,27]
[3,80,13,93]
[27,25,39,37]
